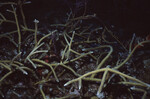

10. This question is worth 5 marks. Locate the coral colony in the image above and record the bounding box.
[0,1,150,98]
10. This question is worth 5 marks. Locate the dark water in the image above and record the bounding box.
[24,0,150,37]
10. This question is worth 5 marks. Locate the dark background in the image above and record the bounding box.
[28,0,150,36]
[1,0,150,36]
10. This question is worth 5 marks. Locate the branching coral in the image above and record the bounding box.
[0,1,150,99]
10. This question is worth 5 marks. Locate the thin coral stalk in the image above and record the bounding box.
[19,0,28,28]
[32,59,59,82]
[118,81,148,88]
[39,85,47,99]
[114,40,150,69]
[36,30,57,47]
[0,62,11,71]
[0,71,13,83]
[34,19,39,45]
[11,5,21,53]
[91,45,113,78]
[97,69,108,96]
[64,67,150,93]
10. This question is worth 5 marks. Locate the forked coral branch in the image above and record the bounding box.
[64,67,150,97]
[25,42,48,68]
